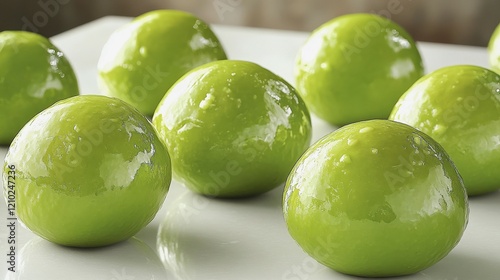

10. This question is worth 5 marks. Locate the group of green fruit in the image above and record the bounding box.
[2,10,312,247]
[1,9,499,278]
[286,14,500,277]
[285,14,500,277]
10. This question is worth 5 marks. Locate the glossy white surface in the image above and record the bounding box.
[1,16,499,280]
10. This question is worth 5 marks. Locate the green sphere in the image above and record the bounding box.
[98,10,227,116]
[390,65,500,196]
[153,60,312,197]
[284,120,468,277]
[295,14,424,126]
[0,31,79,145]
[3,95,171,247]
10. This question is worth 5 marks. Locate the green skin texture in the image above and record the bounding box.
[98,10,227,116]
[283,120,468,277]
[489,23,500,74]
[3,95,172,247]
[153,60,312,198]
[0,31,79,145]
[295,13,424,126]
[390,65,500,196]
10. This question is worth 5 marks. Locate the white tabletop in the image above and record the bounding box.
[1,16,499,280]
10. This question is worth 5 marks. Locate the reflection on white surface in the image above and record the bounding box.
[156,183,500,280]
[4,237,169,280]
[156,187,332,280]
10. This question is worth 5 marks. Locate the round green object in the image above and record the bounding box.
[153,60,312,197]
[98,10,227,116]
[488,23,500,74]
[390,65,500,196]
[3,95,172,247]
[295,13,424,126]
[0,31,79,145]
[283,120,468,277]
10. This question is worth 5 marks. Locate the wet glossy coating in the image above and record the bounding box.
[3,95,172,247]
[295,13,424,126]
[98,10,227,116]
[153,60,312,197]
[283,120,468,277]
[0,31,79,145]
[489,23,500,73]
[390,65,500,195]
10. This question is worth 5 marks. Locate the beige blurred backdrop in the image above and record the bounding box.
[1,0,499,46]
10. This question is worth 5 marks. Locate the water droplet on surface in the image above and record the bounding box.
[193,20,202,30]
[340,154,351,163]
[371,148,379,154]
[347,138,358,146]
[139,47,147,57]
[431,108,440,117]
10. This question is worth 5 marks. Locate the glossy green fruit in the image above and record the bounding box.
[3,95,171,247]
[283,120,468,277]
[390,65,500,196]
[98,10,227,116]
[295,13,424,126]
[153,60,312,197]
[0,31,79,145]
[489,23,500,73]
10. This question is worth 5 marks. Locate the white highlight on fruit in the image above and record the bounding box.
[199,93,215,109]
[385,166,454,221]
[97,24,134,72]
[99,145,154,189]
[387,31,411,52]
[298,29,327,72]
[10,111,54,178]
[231,81,291,148]
[29,75,63,98]
[189,33,217,51]
[390,58,416,79]
[283,145,322,212]
[359,127,373,134]
[124,118,146,139]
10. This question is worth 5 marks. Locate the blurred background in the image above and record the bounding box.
[0,0,499,46]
